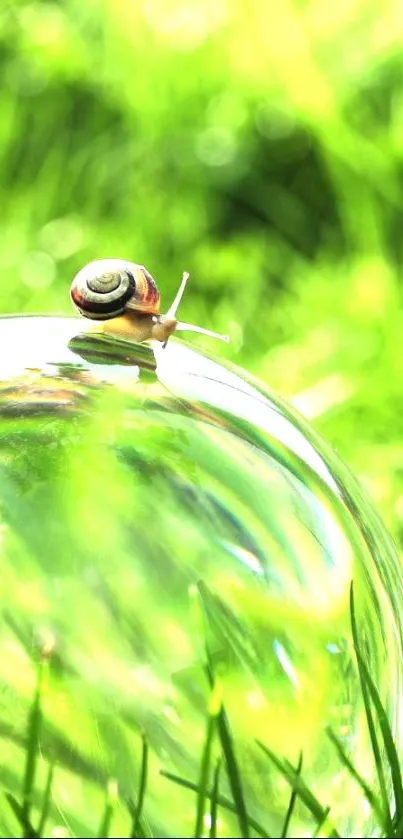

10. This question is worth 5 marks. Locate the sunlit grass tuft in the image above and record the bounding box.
[4,584,403,839]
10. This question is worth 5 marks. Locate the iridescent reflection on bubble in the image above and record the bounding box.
[0,315,401,839]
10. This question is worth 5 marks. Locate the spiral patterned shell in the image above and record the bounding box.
[70,259,160,320]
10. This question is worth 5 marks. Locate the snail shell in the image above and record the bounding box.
[70,259,160,320]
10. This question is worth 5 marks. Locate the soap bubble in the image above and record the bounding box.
[0,315,401,838]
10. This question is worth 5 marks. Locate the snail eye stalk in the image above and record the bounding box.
[165,272,229,346]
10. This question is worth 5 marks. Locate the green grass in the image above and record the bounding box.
[129,734,149,839]
[1,581,401,838]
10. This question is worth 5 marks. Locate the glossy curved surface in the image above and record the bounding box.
[0,316,401,838]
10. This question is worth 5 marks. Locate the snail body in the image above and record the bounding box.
[70,258,228,346]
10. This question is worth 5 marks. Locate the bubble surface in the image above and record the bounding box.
[0,315,401,838]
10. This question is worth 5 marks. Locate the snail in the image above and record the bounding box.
[70,259,229,346]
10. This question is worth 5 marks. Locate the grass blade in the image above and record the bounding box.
[209,760,221,839]
[257,740,340,837]
[36,760,55,838]
[326,728,385,825]
[97,779,118,838]
[4,792,38,838]
[194,680,221,838]
[196,581,250,839]
[281,752,303,838]
[23,656,47,837]
[350,584,393,835]
[355,646,403,824]
[161,770,272,838]
[130,733,149,839]
[312,806,331,837]
[215,704,250,838]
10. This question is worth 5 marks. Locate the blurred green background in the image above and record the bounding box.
[1,0,403,550]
